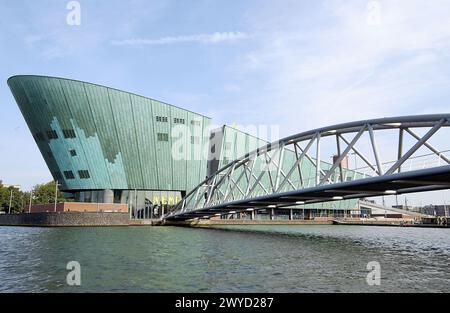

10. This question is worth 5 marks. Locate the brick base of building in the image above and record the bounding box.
[0,212,129,227]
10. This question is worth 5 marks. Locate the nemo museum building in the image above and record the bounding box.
[8,75,357,219]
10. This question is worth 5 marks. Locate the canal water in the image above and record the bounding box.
[0,225,449,292]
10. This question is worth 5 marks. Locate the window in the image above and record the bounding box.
[52,171,62,180]
[63,129,76,138]
[69,149,77,157]
[191,120,201,126]
[64,171,75,179]
[78,170,90,179]
[190,136,200,145]
[35,132,46,141]
[173,118,185,124]
[46,130,58,140]
[157,133,169,142]
[156,116,168,123]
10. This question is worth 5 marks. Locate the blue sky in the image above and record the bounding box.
[1,0,450,205]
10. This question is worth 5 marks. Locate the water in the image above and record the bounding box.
[0,225,449,292]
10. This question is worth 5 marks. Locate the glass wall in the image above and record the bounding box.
[73,189,183,219]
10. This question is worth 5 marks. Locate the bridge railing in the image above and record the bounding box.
[354,150,450,177]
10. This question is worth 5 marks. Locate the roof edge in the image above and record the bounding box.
[7,74,211,119]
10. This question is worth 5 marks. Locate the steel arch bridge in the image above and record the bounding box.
[165,114,450,221]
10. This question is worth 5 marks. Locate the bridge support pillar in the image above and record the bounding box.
[270,209,275,220]
[251,210,255,220]
[289,209,293,220]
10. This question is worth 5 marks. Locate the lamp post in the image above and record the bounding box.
[29,190,33,213]
[7,185,21,214]
[8,189,12,214]
[54,181,61,212]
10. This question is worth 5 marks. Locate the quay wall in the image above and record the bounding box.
[0,212,129,227]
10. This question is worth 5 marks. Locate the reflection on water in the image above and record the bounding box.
[0,225,449,292]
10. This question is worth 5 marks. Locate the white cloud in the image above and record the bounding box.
[236,0,450,134]
[111,31,249,46]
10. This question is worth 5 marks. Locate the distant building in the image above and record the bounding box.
[394,204,449,217]
[421,205,449,217]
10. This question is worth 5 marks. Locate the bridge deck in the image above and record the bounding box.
[168,165,450,220]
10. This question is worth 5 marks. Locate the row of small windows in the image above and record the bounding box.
[35,129,77,141]
[157,133,169,142]
[63,170,90,180]
[63,129,76,138]
[47,136,202,157]
[46,130,58,139]
[157,133,200,144]
[155,116,201,126]
[78,170,90,179]
[156,116,168,123]
[36,123,205,144]
[40,128,202,149]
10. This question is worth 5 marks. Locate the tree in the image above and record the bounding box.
[0,180,71,213]
[32,181,67,205]
[0,184,25,213]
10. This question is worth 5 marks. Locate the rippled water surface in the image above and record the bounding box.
[0,225,449,292]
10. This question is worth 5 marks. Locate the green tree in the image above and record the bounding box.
[0,180,71,213]
[0,184,25,213]
[32,181,67,205]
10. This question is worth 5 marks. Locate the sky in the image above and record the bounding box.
[1,0,450,206]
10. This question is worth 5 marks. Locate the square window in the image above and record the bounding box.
[70,149,77,157]
[157,133,169,142]
[46,130,58,140]
[63,129,76,138]
[78,170,90,179]
[64,171,75,179]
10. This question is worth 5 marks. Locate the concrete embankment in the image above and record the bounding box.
[1,213,447,228]
[333,218,450,228]
[163,218,334,227]
[0,212,129,227]
[164,218,450,228]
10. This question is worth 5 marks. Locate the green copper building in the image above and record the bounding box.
[8,75,359,216]
[8,75,211,210]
